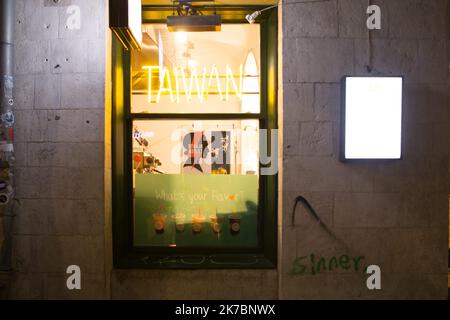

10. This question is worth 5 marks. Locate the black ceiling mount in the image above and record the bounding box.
[174,1,205,16]
[167,0,221,32]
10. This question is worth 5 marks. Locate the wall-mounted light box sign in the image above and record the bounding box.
[109,0,142,50]
[341,76,403,160]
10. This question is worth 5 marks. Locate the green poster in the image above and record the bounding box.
[134,174,259,247]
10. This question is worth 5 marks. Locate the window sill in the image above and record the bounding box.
[114,253,276,269]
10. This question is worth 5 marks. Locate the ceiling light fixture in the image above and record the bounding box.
[246,4,278,24]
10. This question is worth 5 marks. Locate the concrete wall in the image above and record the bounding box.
[3,0,449,299]
[281,0,449,299]
[9,0,108,299]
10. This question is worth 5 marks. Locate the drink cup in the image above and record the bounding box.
[153,213,166,234]
[210,215,223,234]
[229,214,241,235]
[175,213,186,233]
[192,213,206,234]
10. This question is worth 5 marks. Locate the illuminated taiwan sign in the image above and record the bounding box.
[142,51,259,104]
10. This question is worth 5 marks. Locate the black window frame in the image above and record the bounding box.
[112,5,278,269]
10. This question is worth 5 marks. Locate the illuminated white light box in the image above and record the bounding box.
[342,76,403,160]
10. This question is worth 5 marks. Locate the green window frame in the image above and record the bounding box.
[112,5,278,269]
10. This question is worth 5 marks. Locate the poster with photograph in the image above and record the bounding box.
[181,131,232,174]
[182,131,210,174]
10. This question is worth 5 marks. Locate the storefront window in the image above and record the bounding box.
[112,6,278,268]
[131,24,262,249]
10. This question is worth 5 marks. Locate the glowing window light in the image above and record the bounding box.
[142,66,160,103]
[158,32,164,83]
[240,50,260,174]
[226,65,243,100]
[157,67,175,103]
[206,64,224,101]
[173,67,185,104]
[110,0,142,50]
[185,67,208,103]
[241,50,260,113]
[188,59,198,70]
[128,0,142,47]
[343,76,403,160]
[241,121,259,174]
[174,66,206,104]
[175,32,188,44]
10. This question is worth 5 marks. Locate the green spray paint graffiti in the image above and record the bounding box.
[290,254,366,276]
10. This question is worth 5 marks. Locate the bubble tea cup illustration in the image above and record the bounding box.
[152,206,167,234]
[210,211,223,234]
[174,213,186,233]
[192,209,206,234]
[229,213,242,235]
